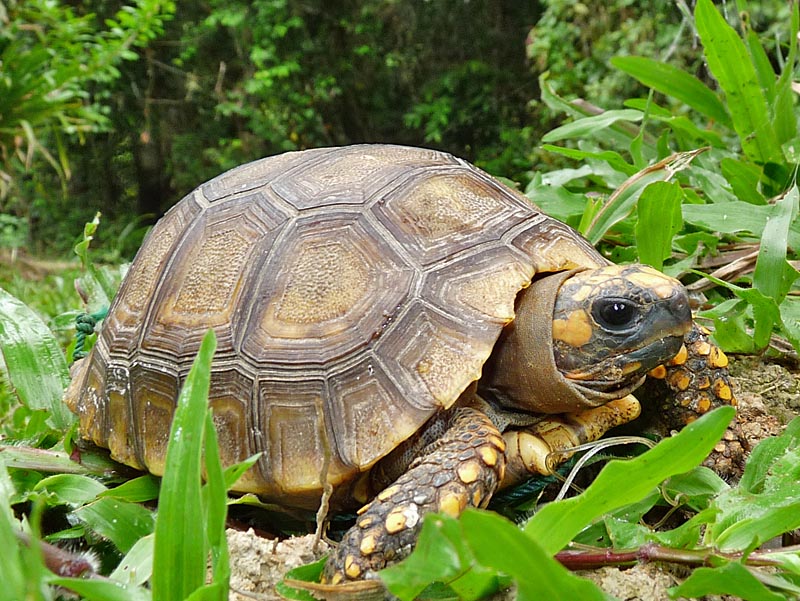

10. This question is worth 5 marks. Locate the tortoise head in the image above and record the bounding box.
[550,264,691,392]
[482,264,691,414]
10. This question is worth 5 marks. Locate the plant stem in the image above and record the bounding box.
[555,541,798,570]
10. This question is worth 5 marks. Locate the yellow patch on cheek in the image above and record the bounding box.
[552,310,594,347]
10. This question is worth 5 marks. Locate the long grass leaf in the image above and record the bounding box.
[0,288,73,430]
[542,109,642,143]
[612,56,731,127]
[636,181,683,270]
[462,511,606,601]
[151,330,216,601]
[774,2,799,146]
[752,185,800,304]
[695,0,782,164]
[524,406,735,554]
[203,411,230,595]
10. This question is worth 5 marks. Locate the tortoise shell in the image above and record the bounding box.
[66,144,605,509]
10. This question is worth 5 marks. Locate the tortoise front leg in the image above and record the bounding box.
[500,395,642,489]
[323,406,506,583]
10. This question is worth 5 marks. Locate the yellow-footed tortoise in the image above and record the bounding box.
[64,144,734,583]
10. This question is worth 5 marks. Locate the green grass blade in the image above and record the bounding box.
[539,73,642,148]
[671,562,786,601]
[524,406,735,554]
[203,411,230,595]
[73,497,155,553]
[152,329,216,601]
[773,2,799,146]
[695,0,782,164]
[73,213,117,305]
[744,29,776,103]
[541,109,642,143]
[753,185,800,304]
[0,460,25,597]
[0,288,73,430]
[611,55,731,127]
[635,181,683,270]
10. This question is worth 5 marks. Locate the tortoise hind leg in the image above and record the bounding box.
[323,406,506,583]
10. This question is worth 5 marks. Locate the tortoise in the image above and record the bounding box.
[64,144,733,583]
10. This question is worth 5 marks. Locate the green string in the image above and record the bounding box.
[72,308,109,362]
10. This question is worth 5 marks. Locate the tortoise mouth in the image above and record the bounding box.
[562,332,685,391]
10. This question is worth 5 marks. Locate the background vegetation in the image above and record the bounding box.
[4,0,784,257]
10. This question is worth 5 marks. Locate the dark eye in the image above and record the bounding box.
[594,298,639,330]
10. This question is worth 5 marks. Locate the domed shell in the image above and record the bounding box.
[65,144,603,509]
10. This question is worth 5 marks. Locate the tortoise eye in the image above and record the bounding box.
[593,298,639,330]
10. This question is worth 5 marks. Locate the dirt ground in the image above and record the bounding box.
[225,355,800,601]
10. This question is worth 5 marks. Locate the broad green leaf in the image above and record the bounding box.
[539,145,638,176]
[682,203,771,235]
[152,330,216,601]
[695,0,782,164]
[701,418,800,551]
[461,510,607,601]
[0,445,93,476]
[524,406,734,554]
[701,274,783,350]
[612,55,730,127]
[783,136,800,164]
[707,301,757,353]
[720,157,764,205]
[538,74,641,148]
[752,185,800,304]
[47,576,150,601]
[111,534,153,587]
[73,497,155,554]
[687,163,741,204]
[664,466,728,512]
[715,502,800,552]
[604,517,650,549]
[276,558,327,601]
[222,455,261,490]
[744,29,776,103]
[542,109,642,143]
[0,288,73,430]
[671,562,785,601]
[635,181,683,270]
[100,475,160,503]
[773,2,799,145]
[185,583,227,601]
[33,474,107,507]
